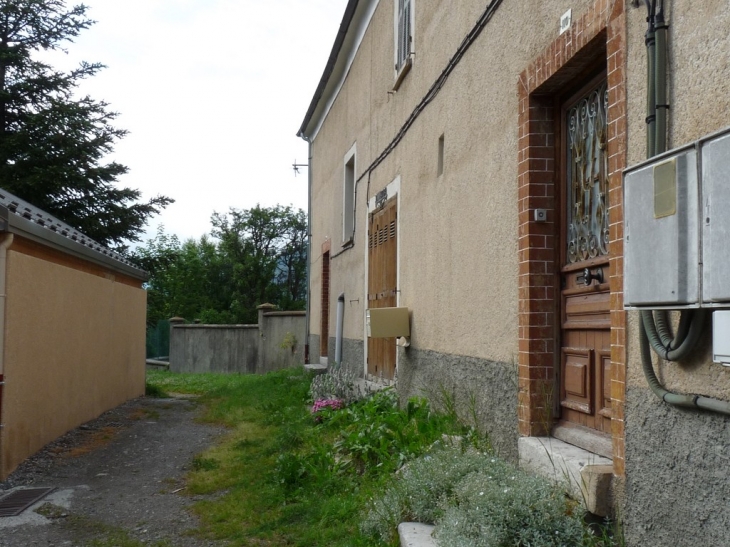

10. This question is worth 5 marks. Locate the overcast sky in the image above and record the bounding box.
[42,0,347,244]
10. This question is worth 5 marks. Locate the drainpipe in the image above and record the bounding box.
[304,137,313,364]
[335,293,344,365]
[644,1,657,157]
[0,233,14,476]
[653,2,668,155]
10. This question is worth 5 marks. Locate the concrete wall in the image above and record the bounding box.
[398,348,518,463]
[0,237,146,479]
[169,311,305,374]
[259,311,307,372]
[169,325,259,374]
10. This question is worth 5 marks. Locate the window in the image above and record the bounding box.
[395,0,412,73]
[343,147,356,243]
[396,0,411,69]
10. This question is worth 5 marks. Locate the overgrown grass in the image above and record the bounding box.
[146,368,472,546]
[146,368,621,546]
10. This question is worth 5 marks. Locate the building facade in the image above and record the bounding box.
[299,0,730,543]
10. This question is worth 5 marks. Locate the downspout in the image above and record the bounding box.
[335,293,344,365]
[304,137,313,364]
[0,233,14,476]
[638,1,730,415]
[653,2,668,154]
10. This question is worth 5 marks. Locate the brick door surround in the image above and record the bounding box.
[516,0,627,475]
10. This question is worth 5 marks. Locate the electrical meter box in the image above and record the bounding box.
[624,125,730,309]
[366,307,410,338]
[624,146,699,308]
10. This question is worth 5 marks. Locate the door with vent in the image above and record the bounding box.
[557,77,612,447]
[367,197,397,380]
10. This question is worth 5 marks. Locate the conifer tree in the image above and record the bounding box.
[0,0,172,250]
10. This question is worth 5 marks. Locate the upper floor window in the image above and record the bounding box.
[343,146,356,244]
[395,0,412,73]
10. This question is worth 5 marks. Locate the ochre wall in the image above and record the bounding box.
[0,238,146,479]
[309,0,597,368]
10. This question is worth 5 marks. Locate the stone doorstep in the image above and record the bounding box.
[398,522,437,547]
[303,363,327,375]
[518,437,614,517]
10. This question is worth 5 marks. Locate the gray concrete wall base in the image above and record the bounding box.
[341,338,365,377]
[623,386,730,545]
[308,334,321,365]
[397,348,518,462]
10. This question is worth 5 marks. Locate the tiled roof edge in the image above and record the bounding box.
[0,189,148,281]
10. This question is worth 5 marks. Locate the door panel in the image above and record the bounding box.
[557,77,612,437]
[320,251,330,359]
[367,198,397,380]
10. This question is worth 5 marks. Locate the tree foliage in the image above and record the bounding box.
[0,0,172,250]
[134,205,307,326]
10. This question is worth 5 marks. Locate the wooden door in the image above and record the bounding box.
[367,198,397,380]
[558,78,612,441]
[320,251,330,359]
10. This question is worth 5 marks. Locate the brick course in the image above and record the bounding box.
[517,0,627,474]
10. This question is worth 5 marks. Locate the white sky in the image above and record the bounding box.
[42,0,347,244]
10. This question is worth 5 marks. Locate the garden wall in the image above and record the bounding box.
[169,305,305,374]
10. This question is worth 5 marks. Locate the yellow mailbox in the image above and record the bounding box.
[366,307,410,338]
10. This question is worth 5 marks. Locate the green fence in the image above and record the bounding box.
[146,319,170,359]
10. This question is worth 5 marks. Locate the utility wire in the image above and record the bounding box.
[355,0,505,187]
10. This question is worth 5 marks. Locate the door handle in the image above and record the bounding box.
[576,267,604,286]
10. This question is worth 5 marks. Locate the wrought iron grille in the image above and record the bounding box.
[566,81,609,264]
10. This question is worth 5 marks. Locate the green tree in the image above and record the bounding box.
[0,0,172,250]
[135,206,307,326]
[212,204,307,323]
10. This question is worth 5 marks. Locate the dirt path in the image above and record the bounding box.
[0,396,227,546]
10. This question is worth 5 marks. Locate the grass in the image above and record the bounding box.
[146,367,472,546]
[146,368,623,546]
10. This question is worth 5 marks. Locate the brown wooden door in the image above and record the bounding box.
[367,198,397,380]
[558,78,612,439]
[320,251,330,359]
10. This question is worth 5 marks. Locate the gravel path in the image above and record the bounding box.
[0,396,227,546]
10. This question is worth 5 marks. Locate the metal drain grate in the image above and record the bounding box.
[0,487,56,517]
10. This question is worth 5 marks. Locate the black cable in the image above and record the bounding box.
[355,0,504,186]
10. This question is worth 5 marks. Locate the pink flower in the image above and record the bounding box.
[311,398,344,414]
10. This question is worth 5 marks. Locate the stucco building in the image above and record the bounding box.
[0,189,147,480]
[298,0,730,543]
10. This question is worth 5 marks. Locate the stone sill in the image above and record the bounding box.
[518,436,614,517]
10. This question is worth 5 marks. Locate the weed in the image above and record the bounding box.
[145,382,168,398]
[192,456,220,471]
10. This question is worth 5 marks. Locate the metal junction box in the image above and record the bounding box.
[624,126,730,309]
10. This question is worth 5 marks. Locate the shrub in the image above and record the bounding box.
[362,445,591,546]
[309,364,372,405]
